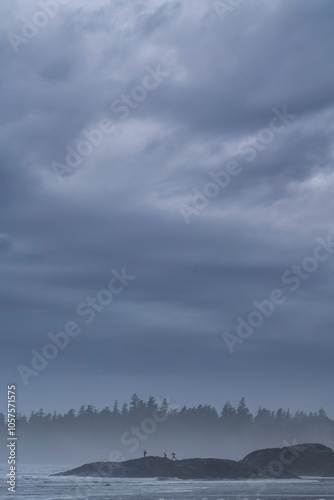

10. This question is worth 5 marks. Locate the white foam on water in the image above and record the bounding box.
[1,464,334,499]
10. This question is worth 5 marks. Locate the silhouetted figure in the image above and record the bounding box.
[143,450,147,457]
[171,452,176,461]
[164,452,167,458]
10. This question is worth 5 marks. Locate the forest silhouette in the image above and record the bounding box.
[1,395,333,464]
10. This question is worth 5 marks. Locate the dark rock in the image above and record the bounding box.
[54,443,333,479]
[53,456,261,479]
[241,443,334,478]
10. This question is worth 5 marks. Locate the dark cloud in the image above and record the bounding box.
[0,0,333,416]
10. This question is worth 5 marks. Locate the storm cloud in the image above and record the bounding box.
[1,0,334,416]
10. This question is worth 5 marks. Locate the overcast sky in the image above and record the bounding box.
[1,0,334,417]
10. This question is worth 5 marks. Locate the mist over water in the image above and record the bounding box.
[1,396,333,465]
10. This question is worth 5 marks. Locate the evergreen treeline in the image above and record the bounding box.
[1,395,333,464]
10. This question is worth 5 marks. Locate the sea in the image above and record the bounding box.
[0,465,333,500]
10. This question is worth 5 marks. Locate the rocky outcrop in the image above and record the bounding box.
[53,455,286,479]
[241,443,334,477]
[54,443,334,479]
[54,456,264,479]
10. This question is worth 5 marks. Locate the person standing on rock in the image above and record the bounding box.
[171,452,176,461]
[143,450,147,457]
[164,452,167,458]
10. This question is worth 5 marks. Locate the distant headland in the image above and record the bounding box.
[53,443,334,480]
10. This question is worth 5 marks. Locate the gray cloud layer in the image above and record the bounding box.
[1,0,334,415]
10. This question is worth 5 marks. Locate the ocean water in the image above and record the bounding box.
[0,465,333,500]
